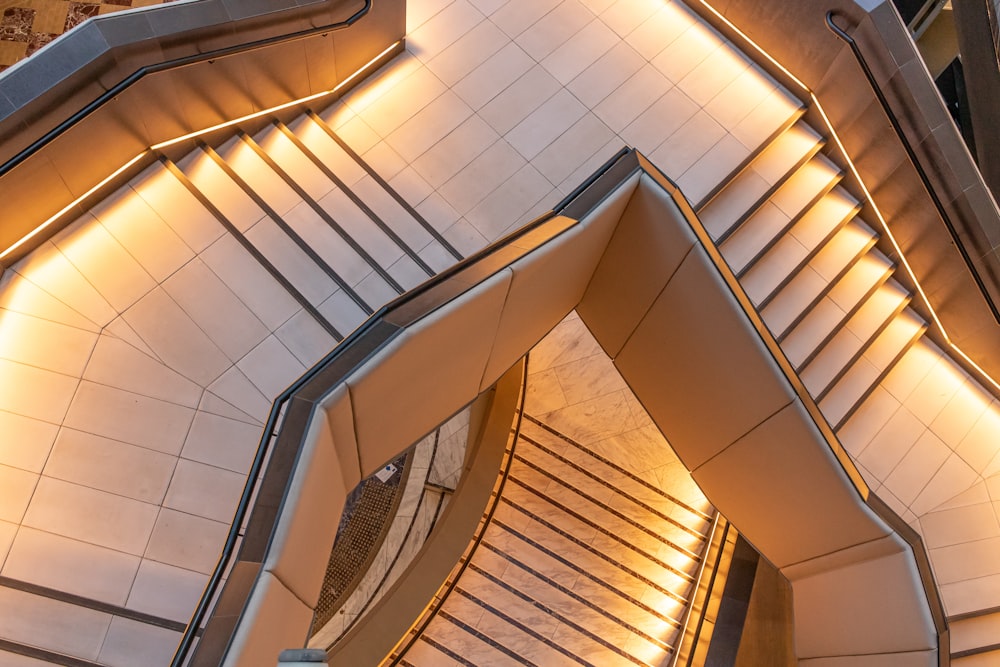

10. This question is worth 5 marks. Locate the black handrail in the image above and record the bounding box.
[170,147,637,666]
[826,10,1000,326]
[0,0,373,180]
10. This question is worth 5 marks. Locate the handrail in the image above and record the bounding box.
[171,147,638,666]
[668,511,724,667]
[0,0,372,180]
[826,10,1000,326]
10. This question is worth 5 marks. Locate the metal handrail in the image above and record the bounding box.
[826,10,1000,326]
[0,0,373,180]
[668,511,724,667]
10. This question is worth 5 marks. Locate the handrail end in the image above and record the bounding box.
[826,10,854,43]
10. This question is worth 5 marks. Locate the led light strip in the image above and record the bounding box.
[698,0,1000,394]
[0,152,148,261]
[0,40,401,262]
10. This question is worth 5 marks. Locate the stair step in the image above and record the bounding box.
[760,220,878,338]
[953,652,1000,666]
[519,417,713,525]
[247,126,406,297]
[214,134,394,309]
[469,562,670,665]
[700,121,824,241]
[474,545,678,655]
[305,107,463,269]
[176,144,371,336]
[768,154,842,219]
[824,309,927,428]
[800,263,900,398]
[787,250,895,368]
[952,609,1000,658]
[740,187,860,302]
[433,604,547,667]
[488,519,685,630]
[406,634,482,666]
[505,472,696,588]
[515,443,703,560]
[174,147,268,233]
[163,154,346,339]
[273,119,437,289]
[785,275,907,370]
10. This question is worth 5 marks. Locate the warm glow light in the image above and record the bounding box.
[151,41,401,151]
[812,95,1000,395]
[0,41,401,263]
[0,151,148,262]
[149,91,335,151]
[694,0,809,92]
[697,1,1000,397]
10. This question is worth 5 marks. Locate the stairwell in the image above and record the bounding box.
[3,0,1000,663]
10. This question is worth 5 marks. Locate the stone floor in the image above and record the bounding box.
[0,0,176,70]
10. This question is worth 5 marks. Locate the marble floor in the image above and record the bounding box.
[0,0,176,70]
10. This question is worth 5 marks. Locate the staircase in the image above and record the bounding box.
[0,102,466,667]
[951,609,1000,665]
[2,0,989,660]
[695,113,928,432]
[395,414,714,666]
[163,112,464,343]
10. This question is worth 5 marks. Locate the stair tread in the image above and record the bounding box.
[264,123,419,275]
[799,266,900,397]
[280,200,388,290]
[951,609,1000,653]
[749,121,824,185]
[723,162,844,276]
[741,187,860,301]
[701,168,770,241]
[317,289,368,336]
[305,109,444,258]
[952,652,1000,666]
[822,309,926,425]
[786,278,907,370]
[825,250,893,312]
[254,123,336,201]
[242,219,338,306]
[489,509,688,616]
[516,440,707,553]
[787,186,860,249]
[176,148,267,233]
[315,186,406,267]
[862,308,926,369]
[720,201,791,274]
[699,121,821,239]
[467,555,673,660]
[768,153,841,217]
[760,220,876,337]
[216,134,300,215]
[518,419,713,522]
[288,114,369,187]
[808,219,878,282]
